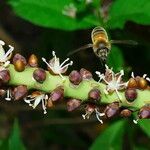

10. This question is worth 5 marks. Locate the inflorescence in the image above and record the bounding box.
[0,40,150,124]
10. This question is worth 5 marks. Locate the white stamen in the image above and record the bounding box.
[60,58,69,67]
[95,109,105,124]
[133,119,138,124]
[5,90,11,101]
[146,77,150,82]
[131,72,135,78]
[0,40,5,45]
[60,61,73,69]
[143,74,147,78]
[42,57,52,69]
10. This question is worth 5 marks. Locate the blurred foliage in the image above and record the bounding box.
[107,0,150,29]
[0,119,26,150]
[90,120,126,150]
[0,0,149,149]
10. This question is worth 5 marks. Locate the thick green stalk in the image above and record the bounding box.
[8,64,150,109]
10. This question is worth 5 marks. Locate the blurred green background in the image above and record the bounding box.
[0,0,150,149]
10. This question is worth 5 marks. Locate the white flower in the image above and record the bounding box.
[82,105,105,124]
[42,51,73,80]
[62,3,77,18]
[24,92,48,114]
[0,40,14,68]
[96,65,128,100]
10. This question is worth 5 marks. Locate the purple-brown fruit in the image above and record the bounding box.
[28,54,38,67]
[104,102,120,118]
[50,86,64,102]
[80,68,93,80]
[128,78,138,89]
[67,99,81,112]
[69,70,82,85]
[138,77,148,89]
[33,68,46,83]
[125,88,137,102]
[120,109,132,118]
[13,85,28,100]
[88,88,101,101]
[0,69,10,84]
[13,53,27,65]
[138,106,150,119]
[14,60,25,72]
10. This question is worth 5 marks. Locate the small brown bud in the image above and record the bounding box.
[104,102,120,118]
[13,53,27,65]
[47,99,53,108]
[69,70,82,85]
[14,60,25,72]
[125,88,137,103]
[128,78,137,88]
[13,85,28,100]
[31,91,42,97]
[0,89,6,97]
[80,68,93,80]
[28,54,38,67]
[138,106,150,119]
[88,88,101,101]
[33,68,46,83]
[120,109,132,118]
[85,104,95,113]
[138,78,147,89]
[50,86,64,102]
[0,70,10,84]
[67,99,81,112]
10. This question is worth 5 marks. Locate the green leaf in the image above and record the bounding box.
[108,0,150,29]
[9,119,26,150]
[107,46,124,72]
[90,120,126,150]
[138,120,150,137]
[8,0,101,30]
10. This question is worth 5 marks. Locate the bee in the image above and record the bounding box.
[67,26,137,63]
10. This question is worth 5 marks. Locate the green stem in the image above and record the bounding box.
[8,64,150,109]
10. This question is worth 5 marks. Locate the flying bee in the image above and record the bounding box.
[67,26,137,63]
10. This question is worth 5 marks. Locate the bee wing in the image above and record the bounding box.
[67,43,93,56]
[110,40,138,45]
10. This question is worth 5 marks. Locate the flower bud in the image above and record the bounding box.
[28,54,38,67]
[33,68,46,83]
[13,85,28,100]
[46,99,53,108]
[80,68,93,80]
[120,109,132,117]
[128,78,137,88]
[138,106,150,119]
[138,77,147,89]
[104,102,120,118]
[85,104,95,114]
[14,60,25,72]
[13,53,27,65]
[69,70,82,85]
[50,86,64,102]
[125,88,137,103]
[88,88,101,101]
[0,89,6,97]
[67,99,81,112]
[0,69,10,84]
